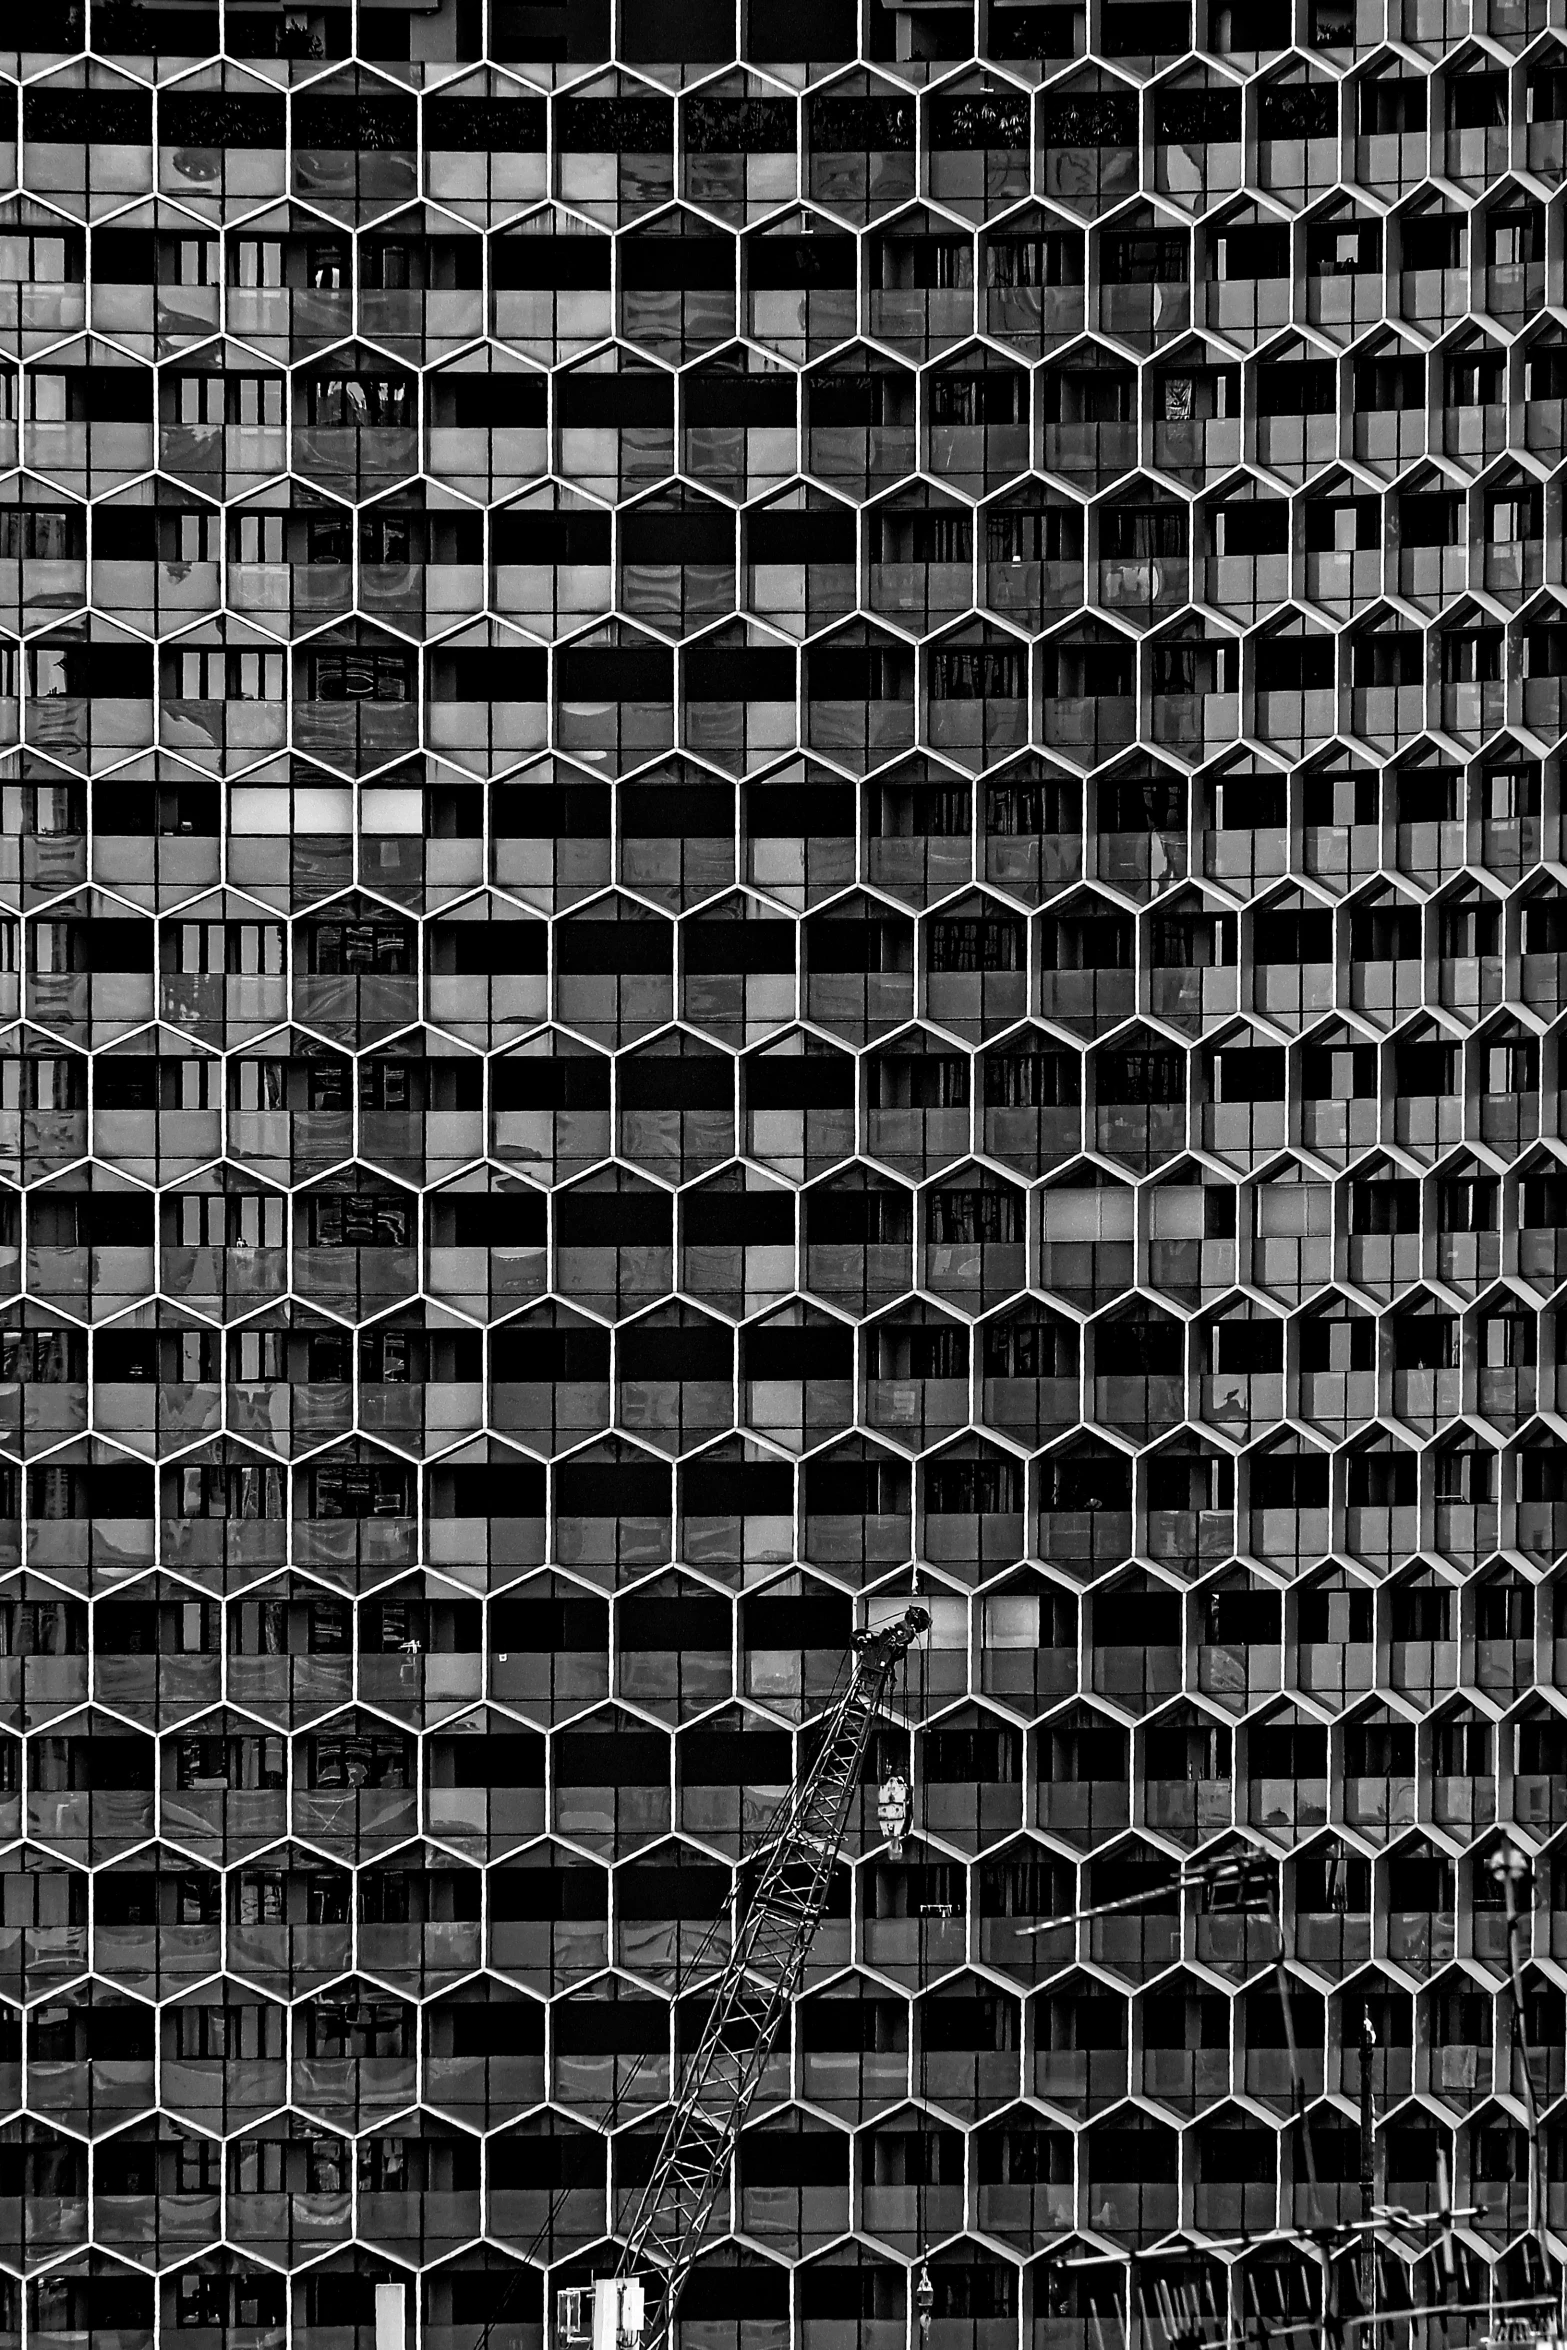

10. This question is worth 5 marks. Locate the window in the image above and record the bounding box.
[231,238,282,289]
[170,238,220,287]
[234,513,284,564]
[307,1193,412,1247]
[0,511,77,560]
[309,1463,414,1520]
[306,375,411,427]
[364,241,413,291]
[1448,351,1503,404]
[309,1730,409,1788]
[171,649,284,701]
[230,375,283,426]
[930,647,1025,700]
[307,921,413,975]
[1488,212,1541,266]
[174,376,220,426]
[0,234,70,284]
[309,651,414,703]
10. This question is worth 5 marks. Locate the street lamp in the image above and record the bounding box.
[1358,2013,1377,2340]
[1487,1840,1546,2280]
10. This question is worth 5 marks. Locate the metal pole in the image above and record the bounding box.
[1358,2014,1377,2349]
[1266,1885,1321,2230]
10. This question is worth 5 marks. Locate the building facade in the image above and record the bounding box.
[0,0,1560,2347]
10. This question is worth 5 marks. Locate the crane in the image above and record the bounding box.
[557,1603,931,2350]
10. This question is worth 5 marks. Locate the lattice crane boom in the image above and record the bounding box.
[574,1604,929,2350]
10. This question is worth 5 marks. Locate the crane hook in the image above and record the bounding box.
[915,2262,934,2345]
[877,1771,912,1858]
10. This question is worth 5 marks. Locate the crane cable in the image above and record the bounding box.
[467,1618,861,2350]
[465,1867,732,2350]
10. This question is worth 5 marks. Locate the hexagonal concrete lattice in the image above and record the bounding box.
[0,3,1562,2348]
